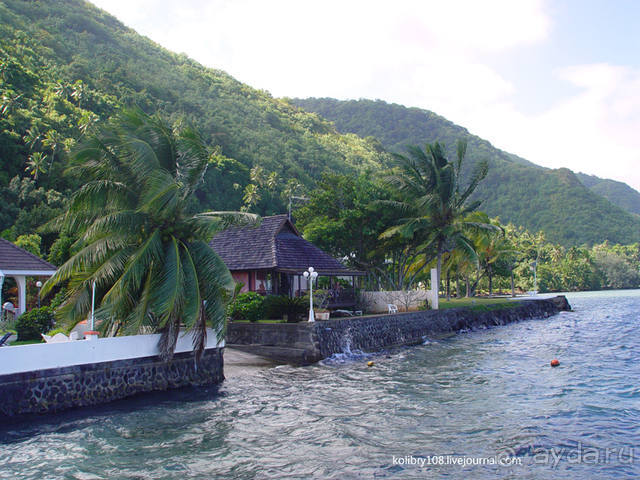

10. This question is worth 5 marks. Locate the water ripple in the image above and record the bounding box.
[2,291,640,479]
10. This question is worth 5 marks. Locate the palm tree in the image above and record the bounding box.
[42,108,256,360]
[25,151,48,180]
[42,129,62,169]
[470,214,516,296]
[382,140,495,296]
[23,126,42,150]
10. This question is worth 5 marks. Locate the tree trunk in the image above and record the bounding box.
[456,273,461,299]
[488,265,493,297]
[510,268,515,297]
[446,270,451,301]
[465,275,470,297]
[436,248,442,302]
[488,271,493,297]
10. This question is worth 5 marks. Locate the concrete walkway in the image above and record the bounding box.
[224,347,281,377]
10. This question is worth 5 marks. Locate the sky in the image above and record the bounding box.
[90,0,640,191]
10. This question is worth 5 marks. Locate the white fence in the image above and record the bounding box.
[0,329,224,376]
[360,289,434,313]
[361,268,439,313]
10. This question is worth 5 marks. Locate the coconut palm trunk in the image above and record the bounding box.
[380,140,496,307]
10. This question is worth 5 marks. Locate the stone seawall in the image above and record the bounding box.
[227,296,571,365]
[0,348,224,417]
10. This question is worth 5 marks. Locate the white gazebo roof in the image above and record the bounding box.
[0,238,57,316]
[0,238,57,276]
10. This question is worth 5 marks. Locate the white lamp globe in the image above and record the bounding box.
[308,267,314,273]
[303,271,309,278]
[36,281,42,288]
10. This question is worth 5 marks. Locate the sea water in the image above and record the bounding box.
[1,290,639,479]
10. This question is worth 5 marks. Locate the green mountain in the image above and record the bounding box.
[0,0,387,241]
[2,0,638,249]
[575,172,640,216]
[291,98,640,246]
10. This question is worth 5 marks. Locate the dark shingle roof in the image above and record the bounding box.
[0,238,57,272]
[210,215,363,275]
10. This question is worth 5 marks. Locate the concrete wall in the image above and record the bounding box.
[227,297,570,365]
[0,329,224,376]
[360,290,434,313]
[0,330,225,417]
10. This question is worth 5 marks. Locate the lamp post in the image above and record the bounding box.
[303,267,318,322]
[36,281,42,308]
[90,280,96,331]
[0,274,4,319]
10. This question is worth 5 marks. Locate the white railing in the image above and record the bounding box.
[0,329,224,376]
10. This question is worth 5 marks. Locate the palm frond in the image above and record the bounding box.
[458,159,488,206]
[48,108,246,360]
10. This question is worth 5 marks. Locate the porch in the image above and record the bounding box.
[231,268,363,309]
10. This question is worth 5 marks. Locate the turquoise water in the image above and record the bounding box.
[1,291,639,479]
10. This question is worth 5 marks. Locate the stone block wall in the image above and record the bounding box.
[227,297,570,365]
[0,348,223,417]
[312,299,562,359]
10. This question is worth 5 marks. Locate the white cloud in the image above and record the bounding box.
[89,0,640,191]
[464,63,640,191]
[90,0,548,99]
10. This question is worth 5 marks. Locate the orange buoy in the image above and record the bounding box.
[550,359,560,367]
[367,361,375,367]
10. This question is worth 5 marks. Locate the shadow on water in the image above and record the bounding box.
[0,383,224,443]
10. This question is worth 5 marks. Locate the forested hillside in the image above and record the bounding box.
[576,172,640,215]
[291,98,640,246]
[2,0,639,253]
[0,0,387,249]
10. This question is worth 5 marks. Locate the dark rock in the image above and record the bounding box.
[548,295,571,311]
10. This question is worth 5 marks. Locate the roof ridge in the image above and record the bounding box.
[272,215,301,238]
[0,237,56,269]
[269,217,285,267]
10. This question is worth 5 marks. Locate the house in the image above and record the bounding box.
[0,238,57,316]
[210,215,364,308]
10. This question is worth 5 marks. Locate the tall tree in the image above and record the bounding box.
[42,109,256,359]
[473,215,515,296]
[294,173,414,289]
[382,140,495,293]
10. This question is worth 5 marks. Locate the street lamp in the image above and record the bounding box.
[36,281,42,308]
[90,281,96,331]
[303,267,318,322]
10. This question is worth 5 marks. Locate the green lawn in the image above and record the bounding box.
[438,297,520,312]
[229,298,522,322]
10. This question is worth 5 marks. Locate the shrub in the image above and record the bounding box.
[227,292,265,322]
[15,306,55,341]
[263,295,308,322]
